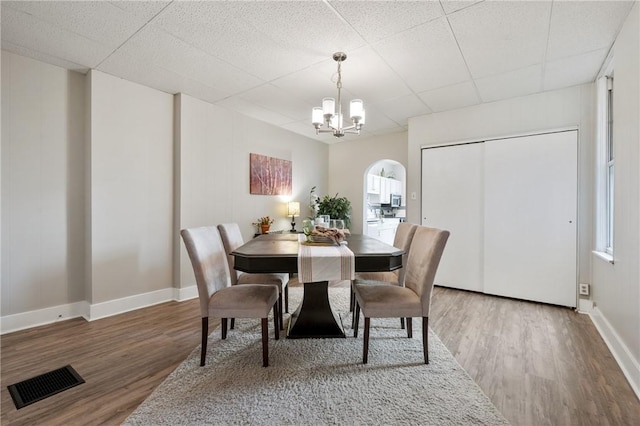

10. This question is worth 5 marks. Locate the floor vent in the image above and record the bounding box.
[7,365,85,409]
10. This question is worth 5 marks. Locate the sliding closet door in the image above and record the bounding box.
[421,143,484,292]
[483,131,577,307]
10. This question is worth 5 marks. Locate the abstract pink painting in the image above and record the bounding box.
[249,153,292,195]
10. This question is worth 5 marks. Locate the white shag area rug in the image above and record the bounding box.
[124,287,509,425]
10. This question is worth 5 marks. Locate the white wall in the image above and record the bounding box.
[328,132,407,234]
[408,84,595,289]
[1,51,85,315]
[175,93,328,289]
[590,3,640,397]
[1,56,330,332]
[88,71,174,304]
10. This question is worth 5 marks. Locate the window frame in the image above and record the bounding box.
[596,55,615,260]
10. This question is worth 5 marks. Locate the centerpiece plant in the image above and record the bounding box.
[316,193,352,229]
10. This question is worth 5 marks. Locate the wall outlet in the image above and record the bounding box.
[579,283,590,296]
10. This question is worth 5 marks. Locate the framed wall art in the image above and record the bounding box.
[249,153,292,195]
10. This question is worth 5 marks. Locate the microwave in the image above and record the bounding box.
[390,194,401,207]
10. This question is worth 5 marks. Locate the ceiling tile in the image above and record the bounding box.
[102,25,264,95]
[374,94,432,126]
[475,65,542,103]
[329,0,444,42]
[236,84,314,122]
[449,0,551,78]
[236,1,367,58]
[440,1,484,15]
[1,40,89,73]
[357,104,406,134]
[419,80,480,112]
[335,46,413,105]
[152,1,317,81]
[216,96,295,127]
[374,18,470,93]
[271,64,340,106]
[544,49,608,91]
[107,0,171,21]
[3,1,153,49]
[1,5,112,68]
[546,1,635,61]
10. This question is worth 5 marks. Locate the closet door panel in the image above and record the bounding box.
[421,143,484,292]
[483,131,577,307]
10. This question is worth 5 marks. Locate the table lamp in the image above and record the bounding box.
[287,201,300,232]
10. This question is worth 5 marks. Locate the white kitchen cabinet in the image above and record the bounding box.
[367,174,380,194]
[366,218,400,245]
[390,179,402,196]
[421,130,577,307]
[379,177,391,204]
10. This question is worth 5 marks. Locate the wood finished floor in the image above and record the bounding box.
[1,282,639,425]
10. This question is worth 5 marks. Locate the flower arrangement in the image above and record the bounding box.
[253,216,274,226]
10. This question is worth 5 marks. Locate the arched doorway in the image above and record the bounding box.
[363,160,406,244]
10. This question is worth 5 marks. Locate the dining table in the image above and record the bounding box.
[231,232,404,338]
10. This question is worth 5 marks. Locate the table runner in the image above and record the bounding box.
[297,234,355,283]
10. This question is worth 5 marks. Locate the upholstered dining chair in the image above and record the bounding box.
[181,226,279,367]
[351,222,418,328]
[353,226,449,364]
[217,223,289,330]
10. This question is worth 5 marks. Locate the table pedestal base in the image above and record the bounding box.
[287,281,346,338]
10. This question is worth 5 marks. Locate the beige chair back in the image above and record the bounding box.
[393,222,418,286]
[217,223,244,285]
[404,226,450,316]
[181,226,232,317]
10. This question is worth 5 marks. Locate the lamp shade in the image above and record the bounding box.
[287,201,300,217]
[322,97,335,116]
[350,99,363,120]
[312,107,323,126]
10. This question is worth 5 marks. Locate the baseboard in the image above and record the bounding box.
[0,301,89,334]
[1,285,198,334]
[88,288,177,321]
[174,284,198,301]
[589,307,640,401]
[577,298,594,313]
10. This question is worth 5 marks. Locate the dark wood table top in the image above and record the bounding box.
[231,233,404,274]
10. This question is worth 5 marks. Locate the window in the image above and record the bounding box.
[605,76,614,254]
[596,56,614,260]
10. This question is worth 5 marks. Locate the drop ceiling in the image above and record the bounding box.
[1,1,635,143]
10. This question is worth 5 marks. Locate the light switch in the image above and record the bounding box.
[410,192,417,200]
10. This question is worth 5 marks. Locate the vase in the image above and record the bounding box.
[260,224,270,234]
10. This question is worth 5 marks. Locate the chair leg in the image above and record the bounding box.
[261,318,269,367]
[278,291,284,330]
[407,317,412,338]
[200,317,208,367]
[349,281,355,313]
[230,318,235,330]
[284,285,289,313]
[353,302,361,337]
[363,317,370,364]
[273,301,280,340]
[423,317,429,364]
[221,318,228,339]
[400,317,405,329]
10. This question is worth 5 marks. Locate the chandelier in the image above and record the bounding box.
[312,52,365,138]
